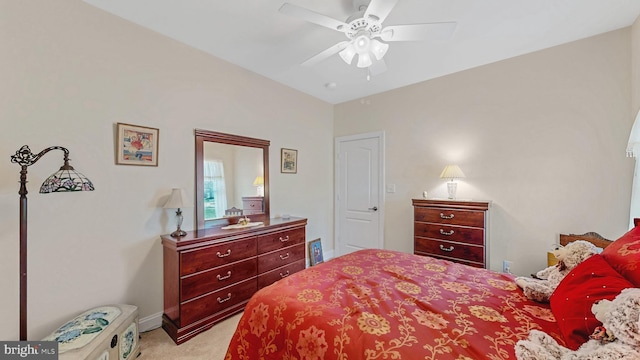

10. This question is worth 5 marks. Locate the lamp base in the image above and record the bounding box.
[170,229,187,237]
[447,182,457,199]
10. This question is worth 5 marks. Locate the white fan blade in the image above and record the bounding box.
[380,22,457,42]
[279,3,349,32]
[301,41,350,67]
[364,0,399,23]
[368,58,387,76]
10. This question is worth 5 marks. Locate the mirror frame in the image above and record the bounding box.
[195,129,270,229]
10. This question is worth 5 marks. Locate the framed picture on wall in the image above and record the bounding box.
[281,148,297,174]
[116,123,159,166]
[308,238,324,266]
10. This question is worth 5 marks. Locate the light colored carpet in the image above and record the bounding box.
[138,312,242,360]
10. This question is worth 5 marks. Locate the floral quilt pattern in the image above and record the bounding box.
[225,249,564,360]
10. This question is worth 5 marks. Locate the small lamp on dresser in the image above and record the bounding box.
[163,188,190,237]
[253,175,264,197]
[440,165,465,199]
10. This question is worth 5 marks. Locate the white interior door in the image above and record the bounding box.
[335,132,384,256]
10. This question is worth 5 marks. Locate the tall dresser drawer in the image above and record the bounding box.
[412,199,490,268]
[257,228,305,254]
[181,258,257,302]
[258,258,305,290]
[180,278,257,327]
[415,207,485,227]
[180,237,256,276]
[414,238,484,264]
[414,223,484,245]
[258,243,305,273]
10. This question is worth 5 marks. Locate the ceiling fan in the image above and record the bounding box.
[279,0,457,77]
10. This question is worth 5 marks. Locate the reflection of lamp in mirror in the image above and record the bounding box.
[11,145,95,340]
[253,176,264,197]
[439,165,465,199]
[163,188,190,237]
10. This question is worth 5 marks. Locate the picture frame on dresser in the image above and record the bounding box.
[115,122,159,166]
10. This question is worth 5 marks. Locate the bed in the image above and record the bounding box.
[224,222,640,360]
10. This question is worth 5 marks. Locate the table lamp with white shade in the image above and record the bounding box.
[440,165,465,199]
[253,176,264,197]
[163,188,190,237]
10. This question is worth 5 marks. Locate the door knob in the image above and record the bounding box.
[368,206,378,211]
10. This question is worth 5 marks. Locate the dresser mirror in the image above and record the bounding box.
[195,129,269,228]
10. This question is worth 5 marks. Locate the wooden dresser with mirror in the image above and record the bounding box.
[162,130,307,344]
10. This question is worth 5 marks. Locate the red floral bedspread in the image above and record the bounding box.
[225,249,564,360]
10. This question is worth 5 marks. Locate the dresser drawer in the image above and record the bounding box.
[180,278,257,327]
[258,243,305,273]
[414,238,484,264]
[180,237,256,276]
[414,207,484,228]
[414,223,484,245]
[258,258,305,290]
[181,258,257,302]
[257,227,305,254]
[243,200,262,211]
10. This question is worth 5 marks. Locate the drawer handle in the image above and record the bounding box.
[440,244,455,252]
[217,271,232,281]
[279,253,290,260]
[440,213,455,220]
[280,270,290,278]
[217,293,232,303]
[216,249,232,258]
[279,235,290,242]
[440,229,455,236]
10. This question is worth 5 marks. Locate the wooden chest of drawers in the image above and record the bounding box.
[412,199,490,268]
[162,217,306,344]
[242,196,264,215]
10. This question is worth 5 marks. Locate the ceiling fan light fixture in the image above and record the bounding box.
[354,34,371,54]
[356,52,373,68]
[370,39,389,60]
[339,45,357,65]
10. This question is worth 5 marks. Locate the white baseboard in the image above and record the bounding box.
[325,249,334,261]
[139,311,163,333]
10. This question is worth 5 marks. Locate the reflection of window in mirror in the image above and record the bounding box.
[203,141,264,220]
[203,160,226,220]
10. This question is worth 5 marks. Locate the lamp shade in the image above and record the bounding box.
[40,166,94,193]
[253,176,264,186]
[163,188,190,209]
[439,165,465,180]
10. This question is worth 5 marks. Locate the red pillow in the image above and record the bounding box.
[601,225,640,287]
[550,254,634,350]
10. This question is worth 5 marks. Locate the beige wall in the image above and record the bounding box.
[0,1,333,340]
[633,17,640,114]
[2,0,637,342]
[335,28,634,275]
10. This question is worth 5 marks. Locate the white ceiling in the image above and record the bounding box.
[82,0,640,104]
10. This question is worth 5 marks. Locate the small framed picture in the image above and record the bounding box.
[116,123,159,166]
[308,238,323,266]
[281,148,297,174]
